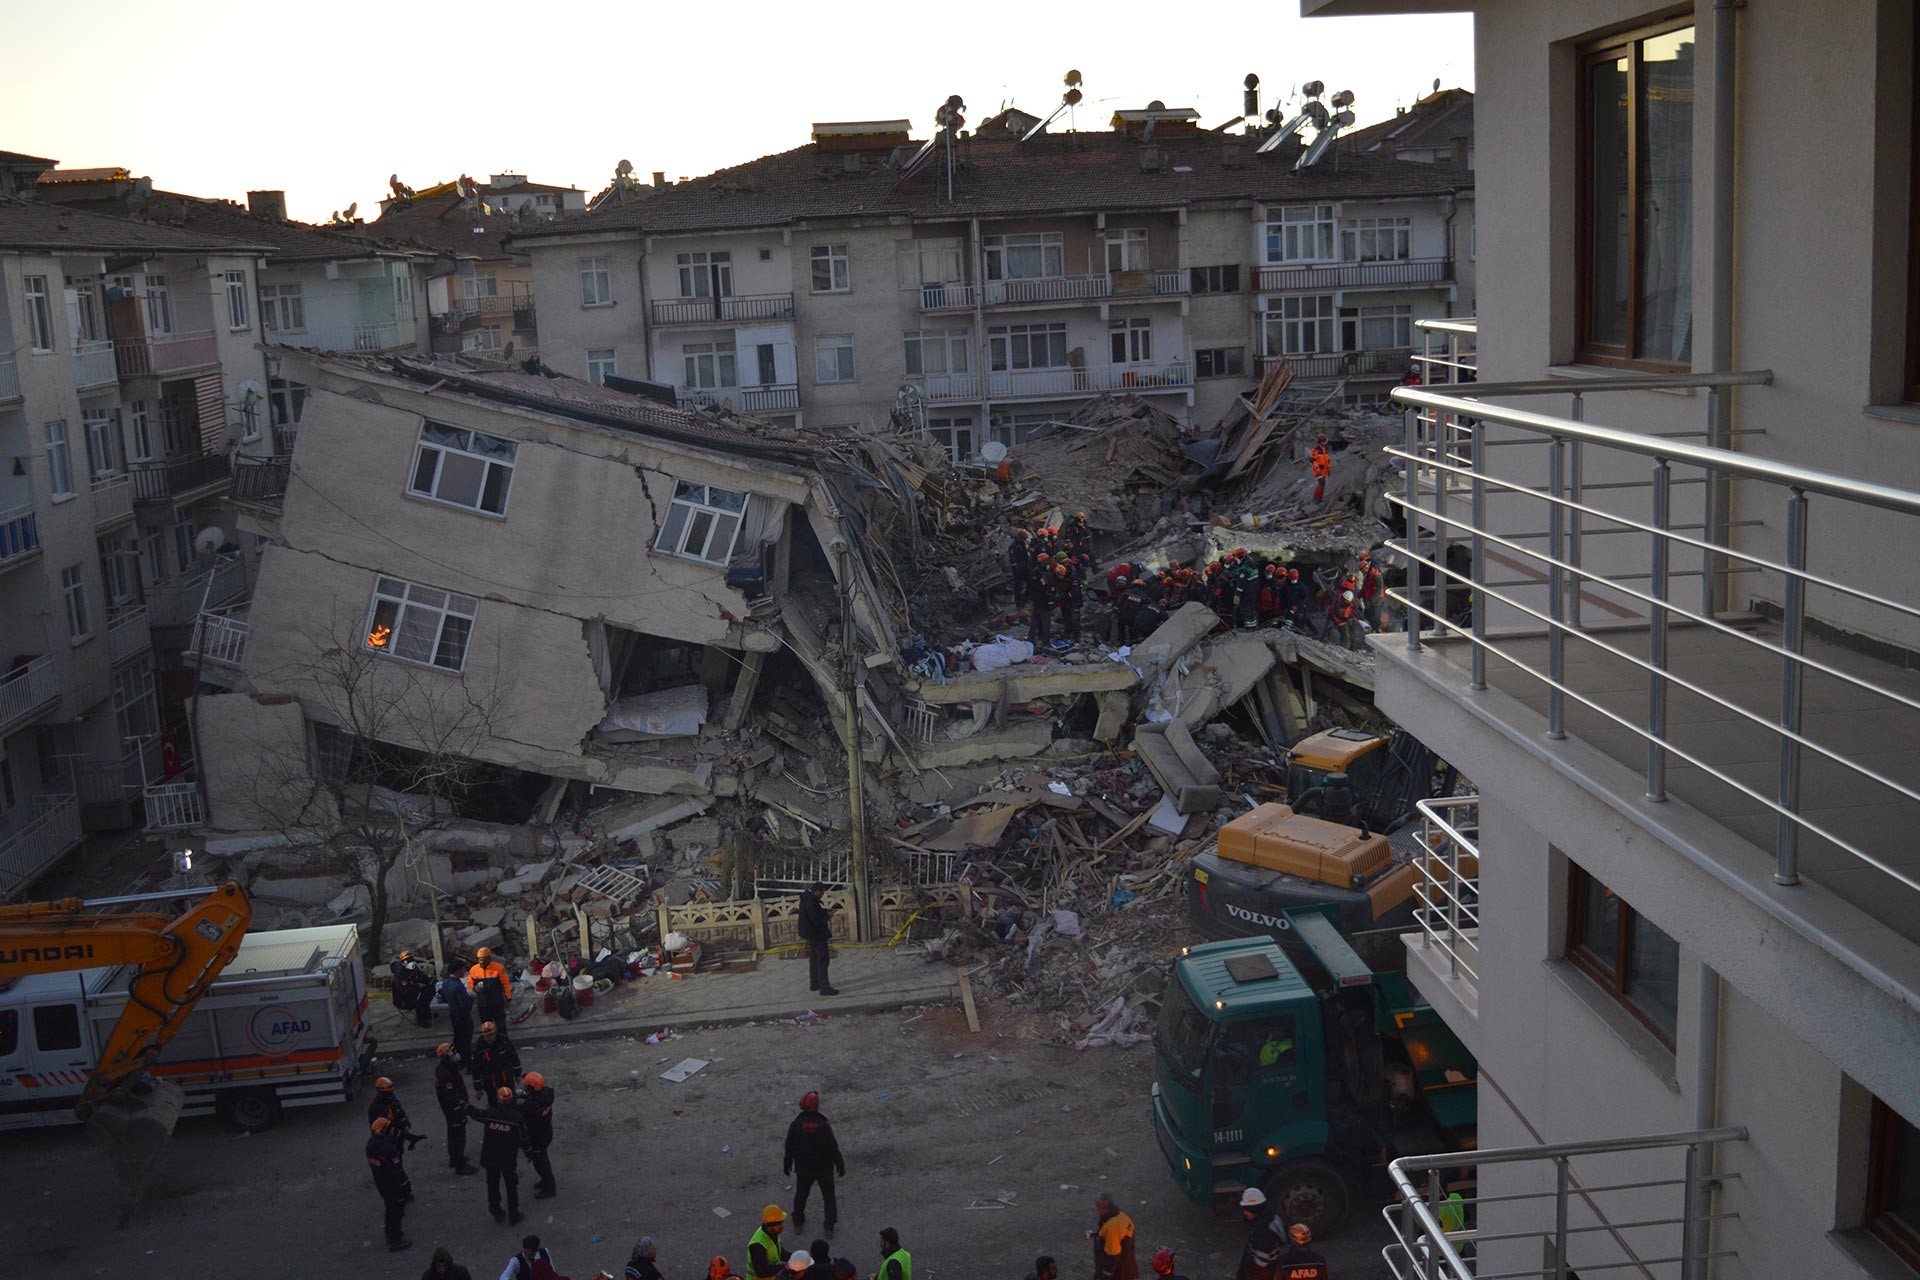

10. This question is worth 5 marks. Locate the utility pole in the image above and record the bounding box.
[834,536,870,942]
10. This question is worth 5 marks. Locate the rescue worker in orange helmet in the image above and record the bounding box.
[519,1069,558,1199]
[1309,434,1333,502]
[465,1084,526,1225]
[366,1115,413,1251]
[470,1018,521,1100]
[367,1074,424,1153]
[433,1042,478,1175]
[1273,1223,1330,1280]
[710,1258,744,1280]
[465,945,512,1025]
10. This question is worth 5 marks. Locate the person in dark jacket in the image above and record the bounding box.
[796,883,838,996]
[1026,1257,1060,1280]
[421,1246,473,1280]
[1272,1223,1330,1280]
[391,949,434,1028]
[439,968,475,1063]
[471,1020,521,1098]
[1007,529,1031,609]
[368,1076,424,1154]
[625,1237,664,1280]
[1236,1187,1288,1280]
[366,1116,412,1251]
[1091,1193,1138,1280]
[467,1085,526,1225]
[520,1070,557,1198]
[802,1239,834,1280]
[783,1090,846,1231]
[433,1043,478,1174]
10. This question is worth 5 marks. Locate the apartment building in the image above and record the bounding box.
[0,187,272,894]
[516,108,1475,459]
[1343,87,1476,168]
[1294,2,1920,1277]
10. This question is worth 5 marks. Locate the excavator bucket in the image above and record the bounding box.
[83,1078,185,1191]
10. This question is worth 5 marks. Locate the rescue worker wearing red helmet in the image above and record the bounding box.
[1274,1223,1330,1280]
[1149,1247,1189,1280]
[366,1115,413,1251]
[783,1090,846,1233]
[367,1073,424,1151]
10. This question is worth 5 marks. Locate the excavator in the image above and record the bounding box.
[0,881,251,1188]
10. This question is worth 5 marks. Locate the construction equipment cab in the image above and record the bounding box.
[1151,911,1475,1236]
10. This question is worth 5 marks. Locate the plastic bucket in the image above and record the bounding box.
[572,974,596,1007]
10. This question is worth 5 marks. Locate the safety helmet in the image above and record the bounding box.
[1343,590,1355,602]
[436,1042,454,1057]
[709,1259,732,1280]
[375,1076,394,1092]
[786,1252,813,1273]
[1317,433,1328,444]
[1035,552,1051,564]
[762,1204,788,1225]
[496,1086,514,1103]
[1360,550,1372,561]
[1054,565,1068,578]
[1240,1188,1267,1208]
[1115,577,1130,589]
[480,1021,498,1037]
[475,947,492,961]
[1150,1248,1177,1276]
[1289,1224,1312,1245]
[398,949,413,960]
[1013,528,1028,539]
[800,1091,820,1112]
[1234,548,1248,558]
[523,1071,545,1090]
[1288,568,1300,580]
[1073,511,1087,521]
[371,1116,391,1134]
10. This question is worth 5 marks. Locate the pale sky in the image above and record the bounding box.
[4,1,1473,224]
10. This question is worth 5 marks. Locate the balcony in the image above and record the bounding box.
[1253,256,1453,292]
[131,450,231,507]
[0,354,18,401]
[75,735,165,810]
[143,777,204,831]
[114,328,219,380]
[74,339,118,390]
[0,654,60,736]
[915,282,978,313]
[651,294,795,326]
[150,551,246,628]
[108,604,152,665]
[0,502,41,573]
[676,384,801,414]
[187,608,248,669]
[230,455,290,506]
[268,319,409,353]
[1261,347,1415,382]
[920,361,1193,405]
[983,274,1111,307]
[1110,269,1189,299]
[0,793,83,900]
[90,472,134,528]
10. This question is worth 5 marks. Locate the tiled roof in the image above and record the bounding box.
[515,126,1474,242]
[364,193,518,259]
[1345,89,1475,156]
[0,193,271,254]
[0,149,57,166]
[63,190,427,263]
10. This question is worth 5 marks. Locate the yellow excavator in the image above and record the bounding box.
[0,881,251,1187]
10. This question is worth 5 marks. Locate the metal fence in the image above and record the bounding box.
[1409,795,1480,986]
[0,793,82,901]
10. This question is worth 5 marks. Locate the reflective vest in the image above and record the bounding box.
[880,1247,912,1280]
[747,1227,784,1278]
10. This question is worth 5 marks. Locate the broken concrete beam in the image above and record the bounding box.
[602,794,713,842]
[666,818,722,850]
[908,660,1135,707]
[460,925,506,952]
[497,861,555,894]
[915,719,1056,768]
[470,906,507,928]
[250,874,343,906]
[1174,634,1278,731]
[1093,689,1132,741]
[327,885,370,917]
[1127,602,1222,684]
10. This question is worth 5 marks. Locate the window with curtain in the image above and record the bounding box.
[1566,863,1680,1046]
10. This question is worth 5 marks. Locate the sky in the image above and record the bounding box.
[3,1,1473,225]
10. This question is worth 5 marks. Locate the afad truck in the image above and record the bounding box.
[0,923,372,1134]
[1151,909,1475,1236]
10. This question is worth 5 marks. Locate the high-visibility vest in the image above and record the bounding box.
[880,1247,912,1280]
[747,1228,784,1278]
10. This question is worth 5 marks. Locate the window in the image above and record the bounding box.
[224,270,250,329]
[268,379,306,432]
[23,275,54,351]
[1196,347,1246,378]
[579,256,613,306]
[144,528,169,586]
[1342,217,1412,262]
[682,340,735,389]
[392,267,416,321]
[983,232,1065,280]
[1341,304,1414,351]
[143,275,172,336]
[1566,864,1680,1045]
[653,482,749,565]
[62,564,91,641]
[33,1004,81,1053]
[989,411,1053,449]
[1578,21,1696,366]
[465,272,499,300]
[1105,228,1149,273]
[469,324,503,352]
[815,334,856,383]
[1190,264,1241,294]
[1264,205,1336,263]
[1109,316,1153,364]
[365,577,477,672]
[44,420,74,496]
[1262,295,1336,355]
[261,283,305,333]
[925,416,976,463]
[586,349,617,386]
[158,399,187,456]
[69,275,103,343]
[897,238,964,288]
[810,244,850,293]
[675,251,731,300]
[1868,1099,1920,1270]
[409,422,516,515]
[902,329,970,376]
[99,534,136,605]
[0,1009,12,1059]
[82,409,120,479]
[989,322,1069,370]
[113,658,159,741]
[172,521,195,574]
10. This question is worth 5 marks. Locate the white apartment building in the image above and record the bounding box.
[1297,2,1920,1277]
[517,110,1476,458]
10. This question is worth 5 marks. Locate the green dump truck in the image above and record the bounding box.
[1150,908,1475,1235]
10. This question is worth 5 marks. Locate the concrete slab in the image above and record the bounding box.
[917,719,1055,767]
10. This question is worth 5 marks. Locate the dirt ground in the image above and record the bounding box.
[0,1006,1392,1279]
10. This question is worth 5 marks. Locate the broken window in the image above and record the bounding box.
[1264,205,1335,264]
[653,481,748,565]
[408,422,516,515]
[365,576,477,672]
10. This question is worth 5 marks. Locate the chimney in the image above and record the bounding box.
[1450,135,1470,168]
[247,190,287,221]
[651,171,667,188]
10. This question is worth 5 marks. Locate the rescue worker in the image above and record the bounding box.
[1236,1187,1287,1280]
[440,966,475,1064]
[1090,1192,1138,1280]
[433,1042,478,1175]
[1028,554,1054,647]
[747,1205,788,1280]
[1231,553,1263,630]
[875,1228,911,1280]
[467,1084,526,1225]
[783,1089,846,1232]
[1026,1258,1060,1280]
[1105,562,1135,600]
[1007,528,1032,609]
[1256,565,1285,626]
[1054,563,1081,647]
[1149,1249,1188,1280]
[786,1252,814,1279]
[1109,577,1139,645]
[466,946,512,1025]
[391,949,434,1029]
[367,1115,413,1252]
[368,1075,424,1154]
[1129,583,1167,643]
[797,881,839,996]
[421,1246,473,1280]
[501,1235,559,1280]
[1280,567,1309,625]
[1326,589,1365,650]
[471,1019,521,1099]
[520,1069,557,1198]
[1357,551,1388,631]
[1309,434,1333,503]
[626,1238,664,1280]
[1273,1224,1330,1280]
[711,1258,745,1280]
[803,1240,835,1280]
[1066,511,1092,558]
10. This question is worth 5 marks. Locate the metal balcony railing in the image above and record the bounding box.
[131,450,231,504]
[107,604,152,665]
[143,778,203,831]
[188,610,249,667]
[114,328,219,379]
[149,552,246,627]
[0,654,60,735]
[1254,256,1453,292]
[0,502,40,569]
[1383,1126,1746,1280]
[983,274,1111,305]
[676,384,800,414]
[269,319,407,352]
[920,362,1194,403]
[0,793,83,900]
[0,354,19,400]
[231,455,291,503]
[1409,796,1481,986]
[73,340,117,389]
[651,293,795,325]
[1263,348,1416,381]
[1414,317,1479,385]
[916,282,977,312]
[90,472,134,528]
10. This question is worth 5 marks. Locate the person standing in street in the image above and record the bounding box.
[1090,1193,1138,1280]
[874,1228,910,1280]
[421,1246,473,1280]
[519,1070,557,1198]
[747,1205,788,1279]
[468,1084,526,1225]
[1273,1224,1330,1280]
[434,1043,478,1175]
[1236,1187,1287,1280]
[796,883,839,997]
[499,1235,559,1280]
[440,967,475,1064]
[803,1239,834,1280]
[466,946,512,1026]
[471,1020,522,1099]
[783,1090,845,1232]
[366,1116,412,1252]
[368,1075,425,1155]
[625,1238,663,1280]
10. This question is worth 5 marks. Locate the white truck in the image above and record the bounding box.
[0,923,372,1133]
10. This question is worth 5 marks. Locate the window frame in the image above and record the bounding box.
[62,563,92,642]
[579,256,613,307]
[814,334,856,383]
[586,349,618,386]
[143,274,173,336]
[69,275,104,343]
[44,420,74,497]
[1264,205,1337,265]
[82,408,121,479]
[1341,217,1413,263]
[1867,1098,1920,1270]
[1196,347,1247,379]
[680,340,735,389]
[1262,295,1337,356]
[1574,16,1697,370]
[902,328,971,377]
[1109,316,1153,364]
[364,576,478,673]
[675,251,732,300]
[810,244,851,294]
[23,275,55,351]
[1190,264,1241,294]
[224,269,250,330]
[983,232,1066,281]
[652,481,750,565]
[1565,864,1680,1049]
[261,283,305,333]
[407,421,517,517]
[988,322,1070,371]
[1105,227,1149,273]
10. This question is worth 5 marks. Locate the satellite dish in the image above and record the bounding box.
[1147,99,1166,112]
[1064,69,1083,87]
[1244,73,1260,89]
[194,527,226,558]
[1433,77,1442,93]
[1064,88,1083,106]
[982,441,1009,463]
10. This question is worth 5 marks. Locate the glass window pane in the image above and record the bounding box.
[1887,1112,1920,1232]
[407,586,447,610]
[436,452,486,507]
[1624,912,1680,1038]
[1637,29,1695,363]
[470,433,517,461]
[480,463,511,514]
[368,598,400,649]
[706,514,740,561]
[434,614,472,669]
[683,509,715,557]
[1587,55,1632,348]
[411,448,439,495]
[656,503,690,553]
[708,487,745,513]
[423,424,467,448]
[394,606,438,663]
[1577,875,1620,970]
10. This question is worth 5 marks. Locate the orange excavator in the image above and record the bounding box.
[0,881,251,1187]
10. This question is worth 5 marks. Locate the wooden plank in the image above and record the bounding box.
[957,967,982,1033]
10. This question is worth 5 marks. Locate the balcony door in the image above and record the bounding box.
[734,326,795,388]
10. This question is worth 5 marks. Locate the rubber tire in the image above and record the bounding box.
[220,1088,282,1134]
[1333,1007,1387,1107]
[1265,1158,1351,1239]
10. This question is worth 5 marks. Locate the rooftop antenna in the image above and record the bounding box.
[1020,70,1084,143]
[1296,89,1355,169]
[1256,80,1323,155]
[1142,98,1166,143]
[1243,72,1261,123]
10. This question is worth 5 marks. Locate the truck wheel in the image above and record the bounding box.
[220,1088,282,1133]
[1334,1008,1386,1106]
[1265,1159,1351,1238]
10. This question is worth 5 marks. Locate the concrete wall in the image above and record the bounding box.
[525,234,645,384]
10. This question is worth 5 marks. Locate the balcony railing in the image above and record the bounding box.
[651,294,796,326]
[1254,256,1453,292]
[1153,269,1189,296]
[1408,796,1480,988]
[1413,316,1479,385]
[108,604,152,665]
[915,282,977,312]
[0,793,83,901]
[74,340,118,389]
[0,354,19,400]
[188,610,249,668]
[983,274,1111,306]
[268,319,408,352]
[1262,347,1416,381]
[114,328,219,379]
[0,654,60,736]
[75,735,165,808]
[676,384,800,414]
[921,361,1194,404]
[90,472,134,528]
[0,502,41,570]
[149,552,246,628]
[131,450,231,505]
[231,455,291,504]
[143,779,204,831]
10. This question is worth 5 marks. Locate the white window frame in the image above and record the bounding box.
[988,322,1069,371]
[23,275,54,351]
[1342,304,1414,351]
[1105,228,1149,273]
[391,267,416,321]
[365,576,478,673]
[1264,205,1337,264]
[675,251,732,300]
[62,564,91,642]
[810,244,850,293]
[1263,295,1337,355]
[112,658,158,742]
[652,481,749,565]
[82,409,120,479]
[172,520,195,574]
[1109,316,1153,364]
[465,272,499,300]
[45,420,74,496]
[814,334,856,383]
[925,416,977,463]
[896,238,964,288]
[408,422,517,516]
[127,400,154,462]
[144,528,169,586]
[69,275,103,343]
[268,379,306,434]
[1341,217,1413,263]
[469,324,503,352]
[143,274,173,336]
[99,534,137,605]
[902,328,970,376]
[983,232,1065,281]
[224,270,250,329]
[586,349,617,386]
[261,283,305,333]
[681,340,735,389]
[579,256,613,307]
